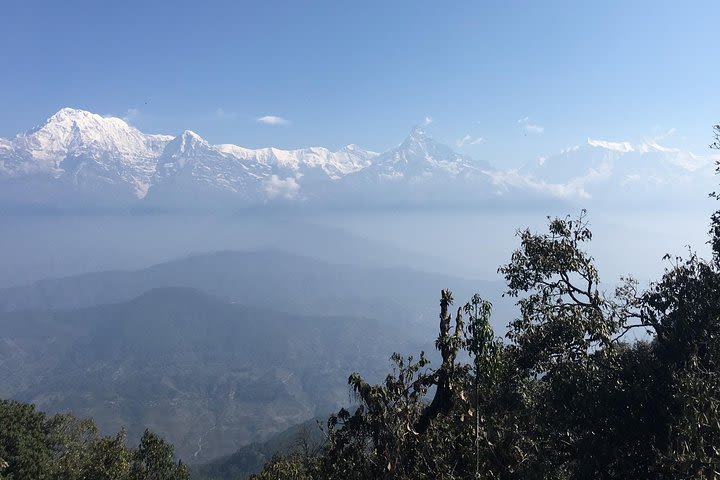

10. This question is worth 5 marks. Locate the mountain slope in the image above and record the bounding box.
[0,250,503,329]
[0,108,501,209]
[0,108,384,207]
[493,137,719,206]
[360,126,486,181]
[0,287,414,463]
[0,108,172,200]
[190,417,325,480]
[4,108,708,210]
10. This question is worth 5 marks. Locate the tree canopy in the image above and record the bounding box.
[253,126,720,478]
[0,400,188,480]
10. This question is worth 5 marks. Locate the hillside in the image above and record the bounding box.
[0,287,414,462]
[0,249,505,331]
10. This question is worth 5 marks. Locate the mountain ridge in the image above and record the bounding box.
[0,285,414,463]
[0,108,494,207]
[1,108,715,209]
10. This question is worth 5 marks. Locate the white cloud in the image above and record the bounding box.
[620,173,666,187]
[486,169,591,199]
[257,115,290,126]
[487,155,614,200]
[121,108,140,123]
[422,116,434,126]
[456,134,485,148]
[518,116,543,134]
[264,175,300,199]
[216,108,239,119]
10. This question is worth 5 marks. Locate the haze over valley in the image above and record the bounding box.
[0,107,715,468]
[1,2,719,479]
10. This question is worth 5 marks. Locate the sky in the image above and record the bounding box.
[1,0,718,168]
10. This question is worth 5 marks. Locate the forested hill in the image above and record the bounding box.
[0,399,188,479]
[0,286,417,463]
[0,249,503,327]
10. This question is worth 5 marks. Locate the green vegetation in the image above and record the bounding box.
[0,287,420,462]
[191,418,325,480]
[0,399,188,480]
[251,132,720,479]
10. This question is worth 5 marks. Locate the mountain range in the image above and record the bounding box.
[0,250,507,462]
[0,108,488,209]
[0,286,406,463]
[2,108,715,210]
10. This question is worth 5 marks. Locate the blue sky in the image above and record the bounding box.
[1,0,718,167]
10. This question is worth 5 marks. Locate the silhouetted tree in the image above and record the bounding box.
[130,429,189,480]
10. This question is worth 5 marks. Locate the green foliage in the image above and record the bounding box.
[192,418,325,480]
[0,400,53,480]
[498,210,617,374]
[0,400,187,480]
[84,431,132,480]
[249,453,317,480]
[254,190,720,478]
[130,429,189,480]
[0,285,421,462]
[710,123,720,268]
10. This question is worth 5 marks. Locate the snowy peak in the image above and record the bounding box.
[363,126,486,180]
[179,130,205,143]
[507,136,720,203]
[408,124,429,140]
[215,143,377,179]
[0,108,495,207]
[165,130,209,156]
[155,131,219,181]
[22,108,171,161]
[40,107,100,127]
[0,108,178,198]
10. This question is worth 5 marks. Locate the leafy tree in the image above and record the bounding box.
[47,413,99,479]
[250,453,317,480]
[84,431,132,480]
[130,429,189,480]
[0,400,187,480]
[710,123,720,265]
[0,400,53,479]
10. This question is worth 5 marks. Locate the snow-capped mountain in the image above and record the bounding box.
[359,125,487,182]
[488,137,719,206]
[216,143,376,180]
[147,130,275,205]
[0,108,172,198]
[1,107,714,210]
[326,125,497,208]
[0,109,384,207]
[0,108,492,208]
